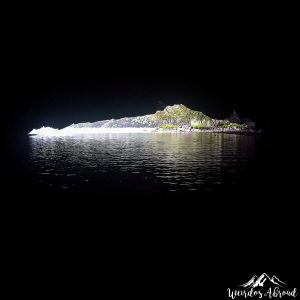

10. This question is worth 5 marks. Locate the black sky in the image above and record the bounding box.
[5,10,284,135]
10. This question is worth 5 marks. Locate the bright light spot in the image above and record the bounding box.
[29,126,155,136]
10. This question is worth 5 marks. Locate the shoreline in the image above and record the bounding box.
[29,126,262,136]
[155,128,261,135]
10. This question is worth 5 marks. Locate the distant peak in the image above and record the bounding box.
[228,109,241,123]
[163,104,188,110]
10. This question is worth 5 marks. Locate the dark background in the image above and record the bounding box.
[4,9,296,225]
[4,7,298,295]
[4,8,288,137]
[3,13,295,210]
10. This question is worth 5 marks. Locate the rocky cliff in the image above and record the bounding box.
[64,104,217,129]
[29,104,256,136]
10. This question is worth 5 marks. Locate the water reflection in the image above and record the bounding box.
[29,133,256,192]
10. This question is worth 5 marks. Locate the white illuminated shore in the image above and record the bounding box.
[29,126,156,136]
[29,126,260,136]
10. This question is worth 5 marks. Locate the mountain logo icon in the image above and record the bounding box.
[240,273,287,288]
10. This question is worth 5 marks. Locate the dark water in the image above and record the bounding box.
[28,132,257,193]
[10,131,294,223]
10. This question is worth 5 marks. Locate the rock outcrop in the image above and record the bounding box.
[29,104,257,136]
[64,104,215,129]
[227,109,242,124]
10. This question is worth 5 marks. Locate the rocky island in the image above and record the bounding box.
[29,104,259,136]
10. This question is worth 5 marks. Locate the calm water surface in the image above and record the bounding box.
[28,132,257,193]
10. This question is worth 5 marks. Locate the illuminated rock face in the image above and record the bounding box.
[64,115,160,129]
[29,104,253,136]
[61,104,216,129]
[29,127,61,135]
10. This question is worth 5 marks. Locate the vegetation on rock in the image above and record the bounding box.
[64,104,253,131]
[192,124,211,130]
[159,124,178,129]
[154,104,212,127]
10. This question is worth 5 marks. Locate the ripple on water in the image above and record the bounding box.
[29,133,256,192]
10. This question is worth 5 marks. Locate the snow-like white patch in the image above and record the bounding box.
[29,126,156,136]
[29,126,61,136]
